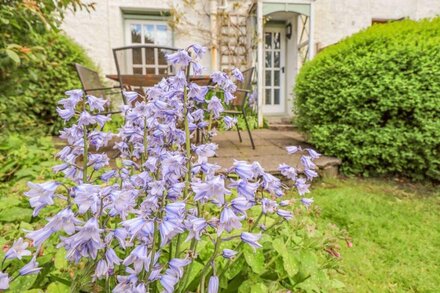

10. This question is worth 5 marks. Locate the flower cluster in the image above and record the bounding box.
[1,45,320,292]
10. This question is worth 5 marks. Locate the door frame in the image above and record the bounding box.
[262,24,286,115]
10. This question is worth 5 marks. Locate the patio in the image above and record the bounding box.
[210,129,341,178]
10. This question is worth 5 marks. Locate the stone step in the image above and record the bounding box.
[268,124,297,131]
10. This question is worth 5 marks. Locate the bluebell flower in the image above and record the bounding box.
[78,111,96,126]
[219,207,242,234]
[0,271,9,290]
[306,148,321,159]
[165,202,186,220]
[5,238,31,260]
[149,180,166,197]
[241,232,262,250]
[190,44,207,59]
[251,161,265,177]
[94,114,111,127]
[229,179,259,200]
[65,89,84,100]
[261,173,284,197]
[101,170,117,182]
[295,178,310,196]
[301,197,314,207]
[300,155,316,170]
[222,249,238,259]
[46,208,80,235]
[286,145,302,154]
[223,91,235,104]
[208,275,219,293]
[123,245,149,272]
[122,217,148,239]
[57,107,75,121]
[211,71,228,85]
[123,91,139,104]
[166,50,192,66]
[231,68,244,82]
[88,153,109,170]
[106,248,122,268]
[108,189,138,220]
[169,258,191,278]
[24,181,59,216]
[192,62,203,75]
[74,184,101,214]
[188,83,209,103]
[192,176,230,204]
[277,209,293,221]
[160,219,184,246]
[19,256,41,276]
[207,96,224,118]
[304,168,318,180]
[261,198,277,214]
[184,216,207,241]
[231,160,254,180]
[194,143,218,158]
[94,259,108,280]
[278,163,297,181]
[89,131,113,150]
[231,196,253,214]
[160,269,179,293]
[87,95,107,112]
[223,116,237,129]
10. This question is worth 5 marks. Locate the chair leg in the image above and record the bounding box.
[235,120,242,143]
[242,111,255,149]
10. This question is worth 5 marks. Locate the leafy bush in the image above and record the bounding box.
[0,32,95,134]
[294,18,440,180]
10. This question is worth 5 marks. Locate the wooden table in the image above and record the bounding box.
[106,74,212,87]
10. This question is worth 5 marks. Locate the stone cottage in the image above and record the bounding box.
[62,0,440,125]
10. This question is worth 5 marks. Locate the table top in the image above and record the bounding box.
[106,74,212,87]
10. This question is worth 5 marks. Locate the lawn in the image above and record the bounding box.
[311,178,440,292]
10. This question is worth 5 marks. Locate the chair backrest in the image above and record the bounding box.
[113,45,179,77]
[232,67,255,108]
[75,63,106,97]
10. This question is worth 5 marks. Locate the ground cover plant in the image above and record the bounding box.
[311,178,440,292]
[0,46,342,292]
[294,18,440,181]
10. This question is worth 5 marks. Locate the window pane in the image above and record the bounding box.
[265,89,271,105]
[132,48,142,65]
[274,70,280,86]
[145,47,155,65]
[264,32,272,49]
[133,67,143,74]
[265,70,271,86]
[146,68,155,74]
[144,24,154,44]
[274,89,280,105]
[274,52,280,68]
[159,67,168,74]
[131,24,141,43]
[274,32,281,49]
[265,52,272,67]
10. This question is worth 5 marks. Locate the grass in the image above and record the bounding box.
[310,178,440,292]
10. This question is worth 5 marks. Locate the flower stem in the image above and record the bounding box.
[82,126,88,183]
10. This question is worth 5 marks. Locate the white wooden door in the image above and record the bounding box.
[263,26,286,114]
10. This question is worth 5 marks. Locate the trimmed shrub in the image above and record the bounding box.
[0,32,95,134]
[294,18,440,181]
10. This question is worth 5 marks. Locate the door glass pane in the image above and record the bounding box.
[132,48,142,65]
[274,70,280,86]
[265,70,271,86]
[131,24,141,43]
[156,25,170,45]
[265,89,271,105]
[144,24,154,43]
[265,52,272,67]
[274,52,280,68]
[274,32,281,49]
[274,89,280,105]
[265,32,272,49]
[146,68,155,74]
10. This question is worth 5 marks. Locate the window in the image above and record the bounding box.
[122,17,174,75]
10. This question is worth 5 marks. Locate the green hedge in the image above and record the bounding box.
[294,18,440,181]
[0,32,94,135]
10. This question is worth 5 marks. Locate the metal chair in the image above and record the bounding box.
[224,67,256,149]
[112,45,179,102]
[74,63,123,109]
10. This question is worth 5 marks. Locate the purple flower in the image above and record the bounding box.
[223,91,235,104]
[190,44,207,59]
[231,160,254,180]
[208,275,219,293]
[123,91,139,104]
[192,176,230,204]
[165,202,186,220]
[169,258,191,278]
[123,245,149,272]
[160,269,179,293]
[261,198,277,214]
[301,197,314,207]
[188,83,208,103]
[194,143,218,158]
[166,50,192,66]
[78,111,96,126]
[241,232,262,250]
[300,156,316,170]
[24,181,59,216]
[65,89,84,100]
[74,184,101,214]
[5,238,31,260]
[231,68,244,82]
[0,271,9,290]
[286,145,302,154]
[304,168,318,180]
[278,163,297,181]
[94,259,108,280]
[231,196,253,214]
[26,227,54,247]
[105,248,121,268]
[219,207,242,234]
[207,96,224,118]
[222,249,238,259]
[160,220,184,246]
[261,173,283,197]
[210,71,228,85]
[295,178,310,196]
[277,209,293,221]
[57,107,75,121]
[87,95,107,112]
[88,153,109,170]
[19,256,41,276]
[229,179,259,200]
[223,116,237,129]
[306,148,321,159]
[184,216,207,241]
[46,209,80,235]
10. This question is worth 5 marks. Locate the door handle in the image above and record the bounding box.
[282,67,285,73]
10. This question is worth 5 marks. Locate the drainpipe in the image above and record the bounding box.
[210,0,219,71]
[257,0,264,127]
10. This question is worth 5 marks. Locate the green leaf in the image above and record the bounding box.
[224,256,245,280]
[54,248,68,269]
[46,282,70,293]
[272,238,298,277]
[8,275,37,292]
[186,261,204,288]
[6,49,20,63]
[0,207,33,222]
[250,283,268,293]
[238,279,254,293]
[243,245,265,275]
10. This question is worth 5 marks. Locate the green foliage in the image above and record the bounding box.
[0,32,95,134]
[312,178,440,292]
[294,18,440,180]
[0,134,58,183]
